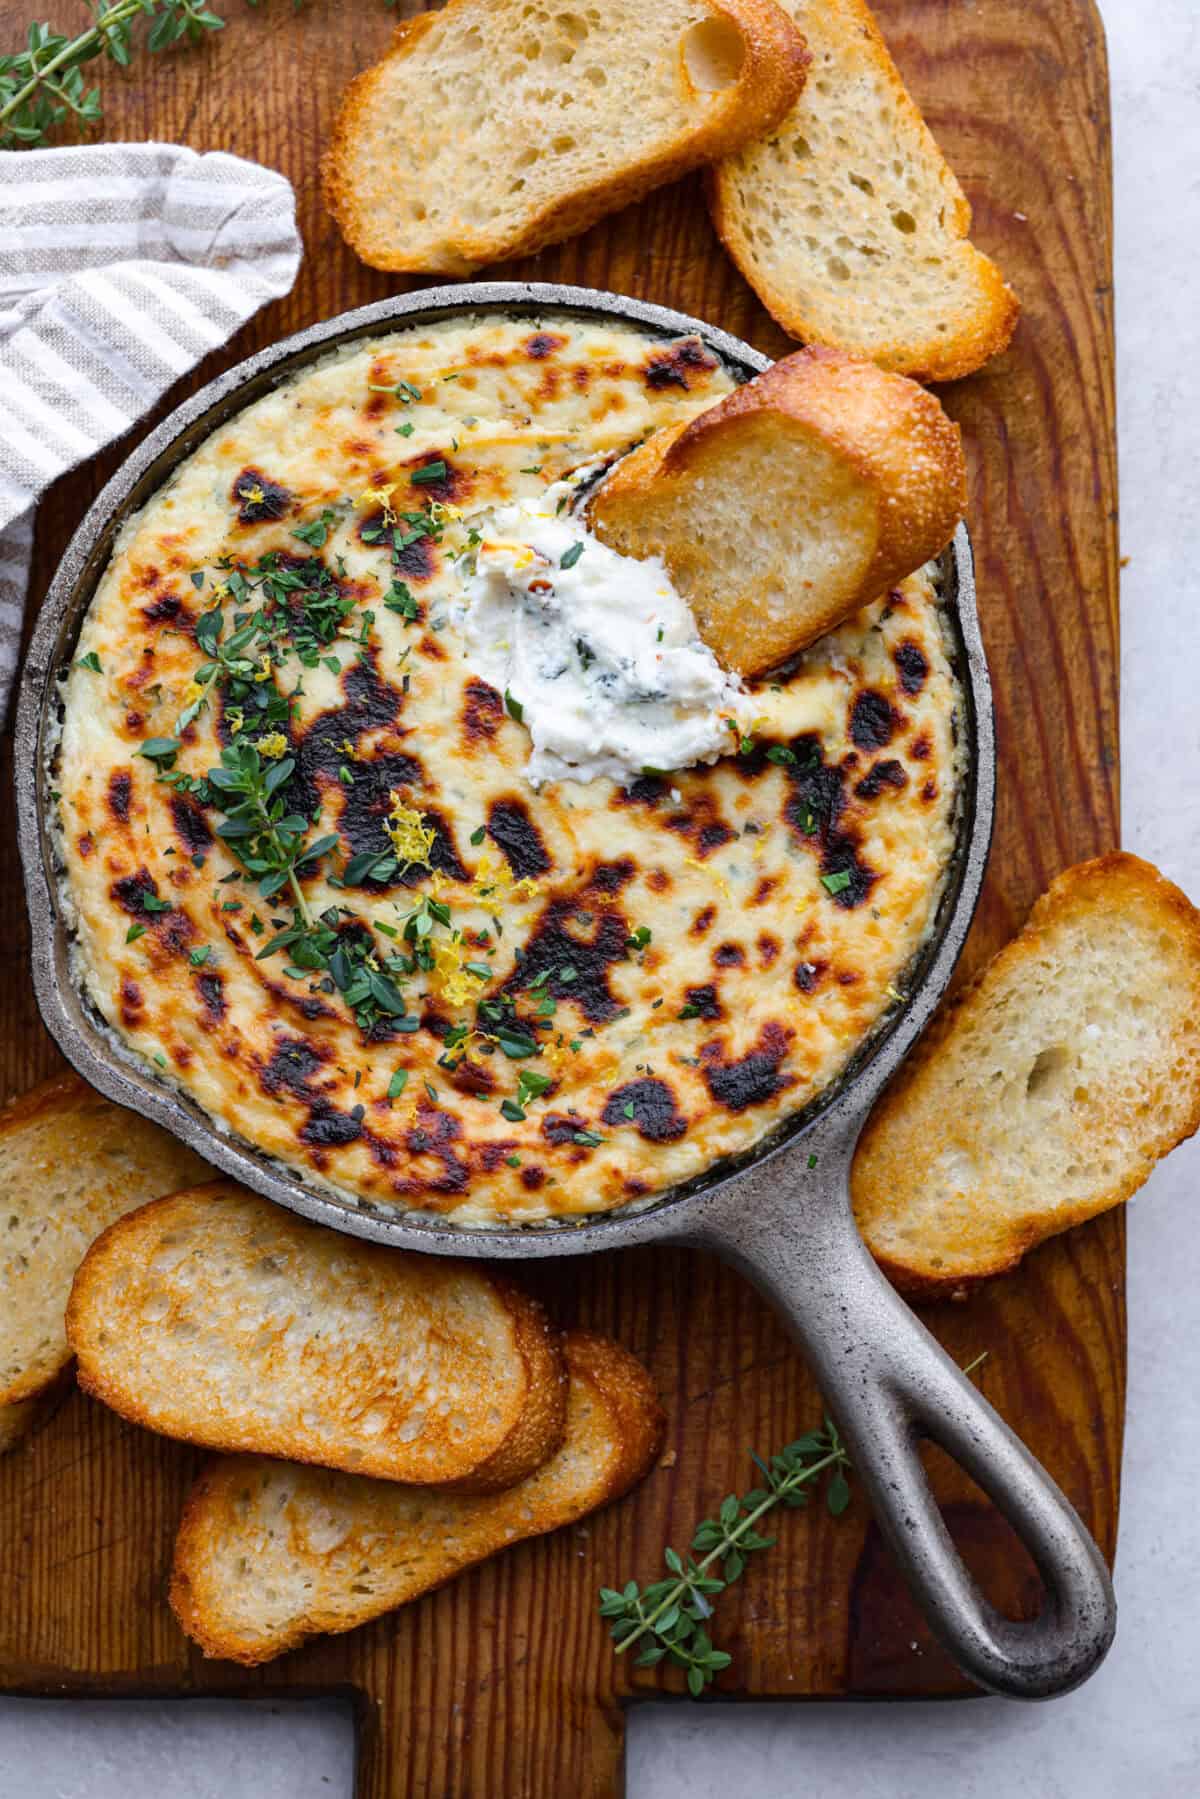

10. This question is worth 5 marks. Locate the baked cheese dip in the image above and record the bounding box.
[56,314,962,1226]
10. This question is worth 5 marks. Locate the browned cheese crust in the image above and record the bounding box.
[58,316,961,1228]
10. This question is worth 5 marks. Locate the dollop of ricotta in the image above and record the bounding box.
[455,487,748,787]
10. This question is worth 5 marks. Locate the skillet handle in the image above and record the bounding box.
[682,1139,1116,1698]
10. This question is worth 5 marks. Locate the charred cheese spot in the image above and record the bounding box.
[301,1102,364,1149]
[603,1078,687,1142]
[894,639,930,694]
[849,690,898,750]
[506,865,633,1025]
[403,453,469,505]
[794,960,827,994]
[713,942,744,968]
[197,970,226,1020]
[462,678,503,745]
[141,591,184,627]
[541,1112,593,1147]
[171,794,213,855]
[487,797,552,879]
[701,1023,794,1112]
[107,770,132,821]
[683,982,722,1019]
[855,759,908,800]
[691,905,716,937]
[524,331,567,360]
[77,833,94,858]
[400,1104,469,1198]
[614,773,666,809]
[232,467,292,525]
[644,336,719,391]
[666,793,735,858]
[119,978,143,1027]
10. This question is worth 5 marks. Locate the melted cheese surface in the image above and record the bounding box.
[57,315,961,1226]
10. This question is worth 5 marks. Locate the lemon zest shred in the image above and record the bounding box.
[359,483,397,524]
[384,794,436,871]
[685,855,732,903]
[470,853,542,905]
[255,733,288,760]
[428,933,486,1009]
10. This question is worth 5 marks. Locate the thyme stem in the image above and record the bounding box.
[614,1442,848,1664]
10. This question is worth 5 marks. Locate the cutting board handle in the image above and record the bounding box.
[678,1123,1117,1699]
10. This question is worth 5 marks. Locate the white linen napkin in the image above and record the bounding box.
[0,141,302,714]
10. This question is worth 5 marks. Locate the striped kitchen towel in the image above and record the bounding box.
[0,141,302,716]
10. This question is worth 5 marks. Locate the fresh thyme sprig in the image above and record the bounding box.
[603,1351,991,1695]
[0,2,226,149]
[600,1418,852,1695]
[206,739,338,921]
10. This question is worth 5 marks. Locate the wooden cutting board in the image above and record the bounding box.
[0,2,1119,1793]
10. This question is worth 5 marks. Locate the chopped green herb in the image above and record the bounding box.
[138,736,181,767]
[821,870,852,896]
[140,893,172,914]
[291,509,339,550]
[411,460,447,486]
[189,946,211,967]
[383,581,419,621]
[75,651,102,673]
[369,378,422,404]
[520,464,543,475]
[470,824,487,846]
[505,1153,522,1168]
[626,926,652,952]
[573,1129,603,1147]
[766,745,798,766]
[504,688,524,724]
[560,541,585,570]
[516,1068,552,1110]
[125,923,146,944]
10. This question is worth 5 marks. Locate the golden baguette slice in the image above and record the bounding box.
[67,1183,566,1491]
[324,0,809,274]
[170,1332,664,1665]
[708,0,1019,381]
[853,855,1200,1298]
[589,345,965,675]
[0,1072,208,1453]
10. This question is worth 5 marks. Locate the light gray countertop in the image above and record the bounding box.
[3,0,1197,1791]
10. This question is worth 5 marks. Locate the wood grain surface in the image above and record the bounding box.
[0,2,1120,1795]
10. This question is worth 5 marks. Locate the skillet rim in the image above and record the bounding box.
[14,280,994,1259]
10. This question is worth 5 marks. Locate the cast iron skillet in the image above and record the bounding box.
[15,282,1116,1699]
